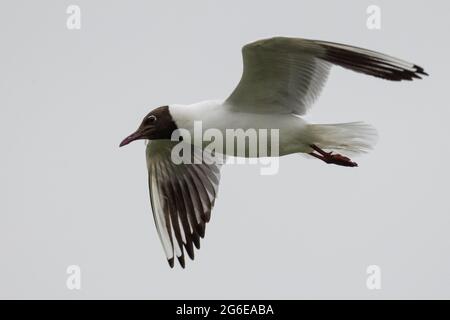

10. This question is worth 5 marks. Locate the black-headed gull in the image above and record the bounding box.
[120,37,427,268]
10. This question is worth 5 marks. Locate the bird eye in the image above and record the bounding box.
[147,115,157,123]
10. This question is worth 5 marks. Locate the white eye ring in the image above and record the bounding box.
[147,115,157,122]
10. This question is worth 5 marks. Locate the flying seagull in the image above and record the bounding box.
[120,37,427,268]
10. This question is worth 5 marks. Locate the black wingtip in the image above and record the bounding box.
[192,232,201,249]
[198,223,206,238]
[168,258,174,268]
[178,255,186,268]
[414,65,429,76]
[205,210,211,223]
[185,243,195,260]
[321,43,429,82]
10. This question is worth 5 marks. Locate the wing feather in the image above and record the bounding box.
[146,140,221,268]
[226,37,427,115]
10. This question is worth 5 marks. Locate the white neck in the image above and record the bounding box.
[168,100,224,130]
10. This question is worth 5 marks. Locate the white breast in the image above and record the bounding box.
[169,101,311,156]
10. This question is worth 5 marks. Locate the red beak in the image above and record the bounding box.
[119,131,142,147]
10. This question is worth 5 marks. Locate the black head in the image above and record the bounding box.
[119,106,178,147]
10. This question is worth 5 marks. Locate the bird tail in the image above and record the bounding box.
[307,122,378,156]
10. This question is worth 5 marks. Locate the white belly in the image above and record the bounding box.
[169,101,311,157]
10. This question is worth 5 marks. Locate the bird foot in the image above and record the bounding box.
[323,152,358,167]
[309,145,358,167]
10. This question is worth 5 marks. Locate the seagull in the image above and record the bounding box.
[119,37,427,268]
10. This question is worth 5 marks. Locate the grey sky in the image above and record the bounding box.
[0,0,448,299]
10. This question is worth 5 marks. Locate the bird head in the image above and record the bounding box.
[119,106,178,147]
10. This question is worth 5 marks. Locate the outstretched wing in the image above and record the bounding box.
[146,140,222,268]
[226,37,427,115]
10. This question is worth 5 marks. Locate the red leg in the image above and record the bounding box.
[309,144,358,167]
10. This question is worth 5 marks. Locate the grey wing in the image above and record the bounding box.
[146,140,221,268]
[225,37,427,115]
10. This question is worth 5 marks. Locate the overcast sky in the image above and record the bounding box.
[0,0,449,299]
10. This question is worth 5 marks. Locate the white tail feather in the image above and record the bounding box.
[308,122,378,156]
